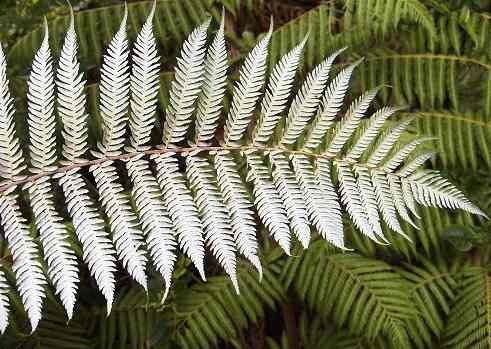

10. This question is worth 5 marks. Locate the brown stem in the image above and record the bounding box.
[282,302,299,349]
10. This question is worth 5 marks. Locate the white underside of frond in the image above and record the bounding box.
[153,155,206,280]
[281,49,344,146]
[388,174,419,228]
[187,156,239,292]
[293,156,345,249]
[29,178,79,319]
[270,152,310,248]
[246,153,291,254]
[0,194,46,331]
[0,271,9,334]
[127,158,177,301]
[60,172,117,313]
[91,162,148,290]
[213,152,262,277]
[224,24,273,145]
[163,20,210,146]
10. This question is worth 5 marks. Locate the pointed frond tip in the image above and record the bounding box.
[0,11,486,333]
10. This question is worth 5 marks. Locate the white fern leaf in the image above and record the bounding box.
[401,180,420,218]
[0,45,26,179]
[252,36,307,145]
[91,162,148,290]
[397,151,436,177]
[213,151,262,277]
[224,21,273,145]
[128,2,160,151]
[355,167,387,242]
[127,158,177,301]
[163,19,210,146]
[0,42,46,331]
[337,163,382,243]
[246,153,291,254]
[292,156,346,249]
[346,106,404,161]
[387,174,419,228]
[57,7,88,164]
[59,172,117,313]
[153,155,206,279]
[27,19,57,173]
[270,152,310,248]
[0,270,9,334]
[194,14,227,145]
[29,178,79,319]
[326,87,380,155]
[27,23,78,319]
[371,170,407,238]
[187,156,239,292]
[281,49,344,145]
[95,7,130,157]
[303,57,358,150]
[367,117,415,166]
[407,171,486,216]
[0,195,46,331]
[384,137,434,172]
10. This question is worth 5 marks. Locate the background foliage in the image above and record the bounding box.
[0,0,490,348]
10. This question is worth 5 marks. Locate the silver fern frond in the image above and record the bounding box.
[0,12,485,332]
[0,42,46,331]
[57,7,88,164]
[163,19,210,146]
[0,271,9,334]
[281,49,343,146]
[187,156,239,292]
[128,1,160,151]
[224,20,273,145]
[194,13,227,146]
[153,155,206,280]
[252,36,307,146]
[95,6,130,157]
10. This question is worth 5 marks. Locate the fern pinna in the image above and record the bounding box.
[0,4,485,333]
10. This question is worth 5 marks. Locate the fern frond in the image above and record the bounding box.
[94,7,130,157]
[224,21,273,145]
[346,106,405,161]
[383,137,434,172]
[407,170,486,216]
[246,153,291,254]
[27,22,78,319]
[337,163,381,243]
[367,117,416,166]
[270,152,311,248]
[213,151,262,277]
[397,151,436,177]
[29,178,78,319]
[57,8,117,314]
[128,2,160,151]
[59,172,117,313]
[326,87,380,155]
[355,167,386,242]
[281,50,343,145]
[303,59,359,150]
[0,270,9,334]
[56,7,88,165]
[91,162,148,290]
[194,13,227,146]
[388,174,419,228]
[252,36,307,145]
[292,156,345,249]
[27,19,57,173]
[153,155,206,280]
[371,170,406,237]
[127,158,176,301]
[186,156,239,292]
[0,43,46,331]
[163,19,210,146]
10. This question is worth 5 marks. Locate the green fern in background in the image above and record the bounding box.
[0,0,490,348]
